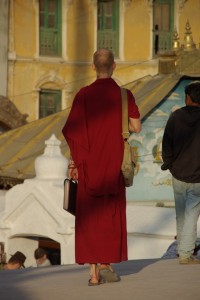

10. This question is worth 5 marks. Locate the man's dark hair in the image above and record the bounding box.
[185,81,200,104]
[34,248,48,259]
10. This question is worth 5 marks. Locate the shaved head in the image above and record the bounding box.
[93,49,115,77]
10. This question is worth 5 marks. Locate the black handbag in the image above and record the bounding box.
[63,178,78,216]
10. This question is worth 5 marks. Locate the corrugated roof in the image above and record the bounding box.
[125,73,182,119]
[0,74,183,180]
[0,109,70,179]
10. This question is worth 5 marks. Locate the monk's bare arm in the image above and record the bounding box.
[129,117,142,133]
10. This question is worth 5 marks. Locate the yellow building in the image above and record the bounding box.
[5,0,200,123]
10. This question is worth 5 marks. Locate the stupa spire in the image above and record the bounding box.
[183,20,196,50]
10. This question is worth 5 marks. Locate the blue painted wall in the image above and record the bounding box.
[127,78,199,202]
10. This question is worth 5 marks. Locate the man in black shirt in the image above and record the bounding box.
[162,81,200,264]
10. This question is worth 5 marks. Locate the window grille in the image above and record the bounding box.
[97,0,119,57]
[39,89,61,118]
[39,0,61,57]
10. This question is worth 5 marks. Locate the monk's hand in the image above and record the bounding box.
[68,160,78,180]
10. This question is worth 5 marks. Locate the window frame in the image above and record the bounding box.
[153,0,174,56]
[39,0,62,57]
[39,89,61,118]
[97,0,119,58]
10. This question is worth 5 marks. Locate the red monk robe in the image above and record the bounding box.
[62,78,140,264]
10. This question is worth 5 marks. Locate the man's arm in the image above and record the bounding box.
[161,115,174,171]
[129,117,142,133]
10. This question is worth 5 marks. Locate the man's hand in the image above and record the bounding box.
[68,167,78,180]
[129,117,141,133]
[68,160,78,180]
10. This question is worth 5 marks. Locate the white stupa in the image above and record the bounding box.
[0,134,75,267]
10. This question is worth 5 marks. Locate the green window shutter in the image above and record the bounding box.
[153,0,174,56]
[39,0,62,57]
[39,89,61,118]
[97,0,119,57]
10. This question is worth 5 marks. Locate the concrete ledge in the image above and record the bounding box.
[0,259,199,300]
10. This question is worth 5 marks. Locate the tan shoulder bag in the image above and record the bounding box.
[121,88,135,187]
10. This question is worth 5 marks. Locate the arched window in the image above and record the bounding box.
[39,89,61,118]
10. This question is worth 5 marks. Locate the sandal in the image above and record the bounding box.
[88,279,100,286]
[88,264,107,286]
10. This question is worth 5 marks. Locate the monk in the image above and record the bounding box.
[62,48,141,286]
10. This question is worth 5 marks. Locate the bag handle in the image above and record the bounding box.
[120,88,130,140]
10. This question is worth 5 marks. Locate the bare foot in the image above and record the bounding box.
[89,264,99,284]
[99,264,113,272]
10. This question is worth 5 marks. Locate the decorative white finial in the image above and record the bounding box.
[35,135,68,179]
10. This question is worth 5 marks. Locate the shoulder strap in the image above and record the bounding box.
[120,87,130,140]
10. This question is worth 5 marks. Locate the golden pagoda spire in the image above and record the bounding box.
[183,20,196,51]
[172,27,180,51]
